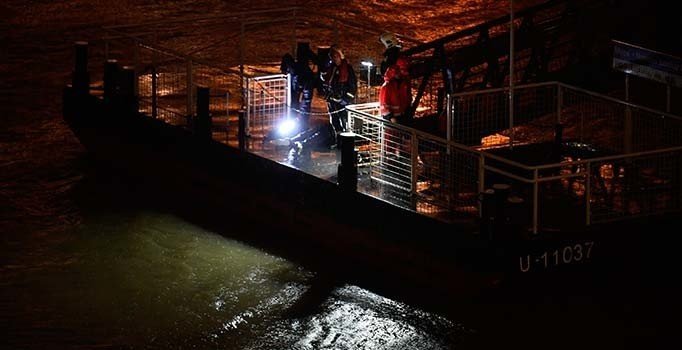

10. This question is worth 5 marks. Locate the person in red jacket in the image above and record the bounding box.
[379,57,411,123]
[379,56,412,158]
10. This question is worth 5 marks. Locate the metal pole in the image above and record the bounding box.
[238,109,246,151]
[151,51,158,119]
[291,9,297,59]
[287,73,292,112]
[557,84,563,124]
[532,168,538,234]
[152,31,158,119]
[509,0,515,149]
[411,131,419,197]
[133,41,139,96]
[240,21,245,109]
[585,163,591,226]
[624,73,633,154]
[478,154,485,217]
[446,94,452,145]
[367,67,372,101]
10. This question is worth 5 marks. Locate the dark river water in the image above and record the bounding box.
[2,0,681,349]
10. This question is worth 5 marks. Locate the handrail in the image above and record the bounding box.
[556,82,682,121]
[402,0,569,55]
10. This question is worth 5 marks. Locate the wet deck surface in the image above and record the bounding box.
[209,102,478,228]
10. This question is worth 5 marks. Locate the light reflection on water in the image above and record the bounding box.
[19,210,468,348]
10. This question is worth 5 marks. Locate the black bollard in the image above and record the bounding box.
[506,196,527,240]
[479,188,496,239]
[491,183,511,239]
[118,66,137,116]
[238,109,246,151]
[103,59,119,105]
[337,132,357,192]
[72,41,90,96]
[195,86,211,141]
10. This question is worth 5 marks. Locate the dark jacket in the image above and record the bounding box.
[322,59,357,105]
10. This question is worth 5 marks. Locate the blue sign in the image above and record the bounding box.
[613,40,682,87]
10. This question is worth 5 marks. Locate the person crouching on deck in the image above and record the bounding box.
[321,45,357,148]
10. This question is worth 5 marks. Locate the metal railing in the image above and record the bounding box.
[348,81,682,233]
[244,74,290,139]
[348,103,482,220]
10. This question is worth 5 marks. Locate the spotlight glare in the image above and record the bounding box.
[277,118,297,137]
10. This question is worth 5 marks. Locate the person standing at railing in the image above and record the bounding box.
[321,45,357,148]
[379,59,411,124]
[379,32,412,123]
[379,60,412,158]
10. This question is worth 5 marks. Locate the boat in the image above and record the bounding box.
[62,2,682,302]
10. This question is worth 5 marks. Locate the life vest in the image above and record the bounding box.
[380,66,411,119]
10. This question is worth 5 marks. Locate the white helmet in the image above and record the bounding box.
[380,32,401,49]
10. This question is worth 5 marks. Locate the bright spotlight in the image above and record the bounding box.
[361,61,373,67]
[277,118,298,137]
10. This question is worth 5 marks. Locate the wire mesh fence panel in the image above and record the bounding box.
[589,150,682,223]
[450,88,510,146]
[561,88,626,154]
[416,137,480,218]
[136,45,191,122]
[245,74,289,139]
[347,104,383,170]
[449,83,559,147]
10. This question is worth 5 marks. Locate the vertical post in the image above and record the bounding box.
[478,154,485,197]
[119,66,137,116]
[367,66,372,101]
[506,196,526,240]
[291,9,297,59]
[508,0,515,149]
[492,183,510,239]
[532,168,538,234]
[195,86,211,141]
[72,41,90,96]
[286,73,292,112]
[411,131,419,197]
[133,41,140,96]
[556,84,563,124]
[666,85,671,113]
[446,94,452,145]
[186,59,193,119]
[103,59,119,105]
[260,89,265,133]
[585,162,591,226]
[624,70,632,154]
[151,39,158,119]
[240,21,245,108]
[479,188,495,238]
[226,91,230,123]
[338,132,357,192]
[238,109,246,151]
